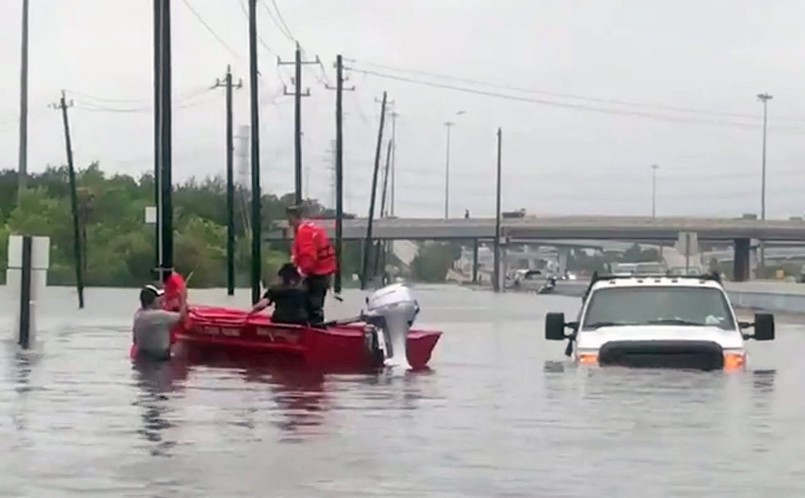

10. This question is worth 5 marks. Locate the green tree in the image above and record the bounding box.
[411,242,457,282]
[0,164,359,288]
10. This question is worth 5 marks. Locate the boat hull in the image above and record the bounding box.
[174,305,442,371]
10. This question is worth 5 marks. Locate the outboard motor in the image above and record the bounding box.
[361,283,420,369]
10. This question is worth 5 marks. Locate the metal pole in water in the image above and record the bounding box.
[226,67,236,295]
[18,235,32,349]
[52,91,84,308]
[214,66,243,295]
[493,128,503,293]
[159,0,174,283]
[248,0,263,305]
[334,55,346,294]
[757,92,772,274]
[152,0,163,277]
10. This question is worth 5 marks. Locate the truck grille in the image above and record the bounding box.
[598,340,725,371]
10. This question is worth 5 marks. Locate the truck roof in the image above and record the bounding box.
[580,272,724,301]
[589,274,724,292]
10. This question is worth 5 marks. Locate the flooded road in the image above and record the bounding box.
[0,285,802,497]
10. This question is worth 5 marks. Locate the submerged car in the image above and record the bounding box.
[544,273,774,370]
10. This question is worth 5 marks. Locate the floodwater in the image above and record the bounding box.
[0,284,802,497]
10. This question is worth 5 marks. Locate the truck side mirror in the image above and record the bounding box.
[751,313,775,341]
[545,312,569,340]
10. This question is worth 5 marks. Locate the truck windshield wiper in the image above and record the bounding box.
[584,321,637,329]
[646,318,703,326]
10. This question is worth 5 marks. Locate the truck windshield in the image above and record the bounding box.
[582,286,735,330]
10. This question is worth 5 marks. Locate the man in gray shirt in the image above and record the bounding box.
[132,283,188,361]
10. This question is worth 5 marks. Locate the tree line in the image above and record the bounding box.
[0,164,457,287]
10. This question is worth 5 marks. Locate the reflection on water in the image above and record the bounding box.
[0,286,804,497]
[131,360,183,457]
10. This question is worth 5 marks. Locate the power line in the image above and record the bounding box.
[179,0,241,59]
[65,86,211,106]
[72,88,216,113]
[345,66,805,132]
[345,58,805,124]
[263,0,295,41]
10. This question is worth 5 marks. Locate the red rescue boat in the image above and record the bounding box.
[174,304,441,370]
[154,281,442,371]
[131,275,441,370]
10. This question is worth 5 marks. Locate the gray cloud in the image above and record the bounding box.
[2,0,804,219]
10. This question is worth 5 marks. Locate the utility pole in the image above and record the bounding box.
[371,98,394,215]
[17,0,30,200]
[380,137,393,219]
[493,128,503,293]
[389,111,399,217]
[326,55,354,294]
[361,91,387,290]
[51,91,84,309]
[651,164,658,218]
[152,0,174,284]
[374,139,393,276]
[152,0,162,273]
[278,42,318,205]
[375,101,395,204]
[248,0,262,305]
[757,92,772,273]
[373,98,395,217]
[213,66,243,296]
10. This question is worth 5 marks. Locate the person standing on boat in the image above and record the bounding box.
[132,283,188,361]
[286,205,337,326]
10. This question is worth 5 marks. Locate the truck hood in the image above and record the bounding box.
[576,325,744,351]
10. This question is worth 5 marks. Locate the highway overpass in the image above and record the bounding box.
[265,216,805,242]
[266,215,805,282]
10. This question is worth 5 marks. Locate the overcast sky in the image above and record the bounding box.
[2,0,805,219]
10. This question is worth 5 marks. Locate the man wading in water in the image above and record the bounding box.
[132,282,188,361]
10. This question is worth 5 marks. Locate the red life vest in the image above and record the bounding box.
[292,220,337,277]
[162,272,191,345]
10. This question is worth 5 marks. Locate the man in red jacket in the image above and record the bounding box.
[287,205,337,325]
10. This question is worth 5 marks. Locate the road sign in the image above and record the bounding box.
[144,206,157,224]
[676,232,698,256]
[676,231,698,271]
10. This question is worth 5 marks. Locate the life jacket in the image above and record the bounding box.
[162,272,191,345]
[292,220,337,277]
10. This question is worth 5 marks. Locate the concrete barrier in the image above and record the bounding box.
[723,281,805,313]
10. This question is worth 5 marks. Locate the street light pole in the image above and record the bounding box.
[443,121,453,219]
[443,110,465,219]
[757,93,773,272]
[651,164,658,218]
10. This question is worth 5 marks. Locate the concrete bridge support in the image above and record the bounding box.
[733,238,750,282]
[557,247,570,275]
[472,239,479,283]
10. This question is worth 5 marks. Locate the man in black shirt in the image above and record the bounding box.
[251,263,309,325]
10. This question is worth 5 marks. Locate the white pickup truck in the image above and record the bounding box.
[544,273,775,370]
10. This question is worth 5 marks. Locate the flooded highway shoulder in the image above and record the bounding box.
[0,285,803,497]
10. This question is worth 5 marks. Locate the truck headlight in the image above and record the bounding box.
[723,350,746,370]
[578,352,598,365]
